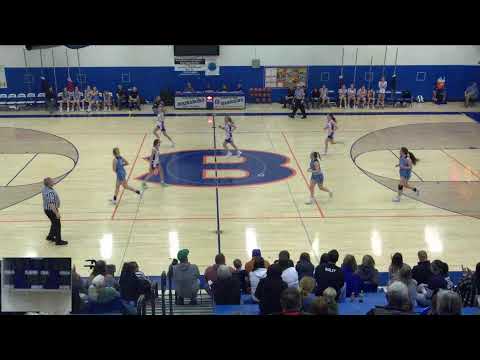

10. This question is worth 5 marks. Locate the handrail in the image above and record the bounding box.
[168,270,173,315]
[136,294,146,315]
[160,272,166,316]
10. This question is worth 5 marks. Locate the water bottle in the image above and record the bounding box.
[359,290,364,303]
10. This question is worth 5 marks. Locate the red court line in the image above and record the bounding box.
[111,133,147,220]
[281,132,325,218]
[441,149,480,180]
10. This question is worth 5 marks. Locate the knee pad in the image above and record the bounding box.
[398,185,403,191]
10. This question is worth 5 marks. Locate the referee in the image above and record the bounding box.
[288,83,307,119]
[42,177,68,246]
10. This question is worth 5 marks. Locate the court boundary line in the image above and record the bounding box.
[441,149,480,180]
[5,153,38,186]
[281,132,325,218]
[111,132,147,220]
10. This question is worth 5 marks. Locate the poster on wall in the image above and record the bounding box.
[265,67,308,88]
[174,57,207,72]
[0,66,7,88]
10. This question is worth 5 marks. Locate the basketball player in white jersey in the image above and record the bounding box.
[142,139,166,189]
[356,85,367,108]
[219,116,241,157]
[324,113,338,155]
[338,84,347,108]
[347,83,356,109]
[377,76,387,108]
[153,106,175,147]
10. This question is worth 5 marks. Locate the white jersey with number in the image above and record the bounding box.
[151,147,160,168]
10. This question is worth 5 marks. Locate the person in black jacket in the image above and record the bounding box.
[412,250,433,285]
[212,265,241,305]
[282,86,295,108]
[255,264,288,315]
[296,252,314,280]
[119,262,142,303]
[314,249,345,299]
[45,86,56,114]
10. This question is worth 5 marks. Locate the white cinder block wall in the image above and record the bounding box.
[1,45,479,68]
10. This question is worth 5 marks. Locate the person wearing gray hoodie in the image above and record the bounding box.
[172,249,200,305]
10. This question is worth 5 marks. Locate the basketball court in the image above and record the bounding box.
[1,103,480,276]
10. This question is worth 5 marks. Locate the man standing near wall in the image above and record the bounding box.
[288,83,307,119]
[42,177,68,246]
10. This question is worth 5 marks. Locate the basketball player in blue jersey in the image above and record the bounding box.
[111,148,141,205]
[392,147,420,202]
[153,106,175,147]
[142,139,167,189]
[218,116,241,157]
[306,152,333,204]
[323,113,338,155]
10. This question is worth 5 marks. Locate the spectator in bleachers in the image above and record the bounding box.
[172,249,200,305]
[464,82,478,107]
[388,252,404,282]
[249,257,267,302]
[128,86,141,110]
[322,287,339,315]
[416,260,448,307]
[438,261,454,290]
[212,265,241,305]
[314,249,345,300]
[311,88,320,109]
[232,259,248,294]
[282,86,295,109]
[341,254,362,297]
[412,250,433,286]
[245,249,270,273]
[255,264,288,315]
[320,84,329,107]
[278,250,299,288]
[59,87,68,112]
[115,84,127,110]
[167,258,178,279]
[299,276,316,312]
[279,288,303,315]
[88,274,120,304]
[309,296,329,315]
[45,86,56,114]
[72,86,82,112]
[347,83,356,108]
[338,84,347,108]
[87,260,107,288]
[319,253,329,266]
[367,281,414,315]
[103,90,112,111]
[356,85,367,108]
[398,264,417,309]
[204,253,235,290]
[72,265,87,314]
[355,255,379,292]
[435,290,462,315]
[184,82,194,92]
[295,252,314,280]
[456,262,480,307]
[119,262,141,304]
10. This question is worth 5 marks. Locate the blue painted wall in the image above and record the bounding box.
[2,65,479,102]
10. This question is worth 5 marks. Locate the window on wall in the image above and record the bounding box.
[416,72,426,82]
[320,72,330,82]
[121,73,131,84]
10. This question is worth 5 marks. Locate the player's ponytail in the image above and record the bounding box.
[409,151,418,165]
[311,151,321,161]
[153,139,160,147]
[113,147,120,157]
[401,147,418,165]
[328,113,337,123]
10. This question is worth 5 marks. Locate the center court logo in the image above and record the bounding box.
[137,149,296,187]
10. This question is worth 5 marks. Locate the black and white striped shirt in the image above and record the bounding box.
[42,185,60,211]
[294,88,305,100]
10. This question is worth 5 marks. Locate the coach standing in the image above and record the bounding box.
[42,177,68,246]
[289,83,307,119]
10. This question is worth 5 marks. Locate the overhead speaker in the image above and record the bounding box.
[251,59,260,68]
